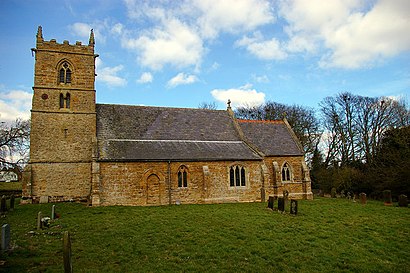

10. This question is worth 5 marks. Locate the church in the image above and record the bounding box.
[22,27,312,206]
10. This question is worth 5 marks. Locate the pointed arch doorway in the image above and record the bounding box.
[146,174,161,205]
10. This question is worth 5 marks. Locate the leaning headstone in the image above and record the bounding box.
[1,224,10,252]
[267,196,274,210]
[383,190,392,206]
[398,194,408,207]
[9,195,15,211]
[0,195,7,214]
[37,211,43,230]
[331,187,337,198]
[278,197,285,212]
[359,193,367,205]
[290,200,298,215]
[63,231,73,273]
[51,205,56,220]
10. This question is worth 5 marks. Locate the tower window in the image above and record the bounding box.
[60,93,71,109]
[59,62,72,84]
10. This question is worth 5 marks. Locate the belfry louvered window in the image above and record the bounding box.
[229,165,246,187]
[60,93,70,109]
[59,62,72,84]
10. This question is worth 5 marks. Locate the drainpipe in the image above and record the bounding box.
[168,160,172,205]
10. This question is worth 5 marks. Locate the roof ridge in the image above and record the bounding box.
[96,103,224,112]
[237,119,283,124]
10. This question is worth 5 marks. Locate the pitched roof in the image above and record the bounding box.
[96,104,261,161]
[238,119,304,156]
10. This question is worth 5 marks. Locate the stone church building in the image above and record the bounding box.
[22,27,312,206]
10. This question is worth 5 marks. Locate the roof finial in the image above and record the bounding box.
[89,29,95,46]
[227,99,232,110]
[36,26,43,43]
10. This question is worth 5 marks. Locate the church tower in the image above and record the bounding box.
[22,26,97,203]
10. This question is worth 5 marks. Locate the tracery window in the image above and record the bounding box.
[59,61,72,84]
[60,93,70,109]
[229,165,246,187]
[281,162,292,182]
[177,165,188,188]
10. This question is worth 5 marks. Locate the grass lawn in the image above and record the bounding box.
[0,198,409,272]
[0,182,22,191]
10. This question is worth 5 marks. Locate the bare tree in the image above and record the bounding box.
[198,101,218,110]
[236,101,322,162]
[0,119,30,170]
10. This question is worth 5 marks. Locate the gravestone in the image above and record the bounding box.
[1,224,10,252]
[10,195,15,211]
[278,197,285,212]
[0,195,7,214]
[290,200,298,215]
[260,188,266,203]
[63,231,73,273]
[383,190,392,206]
[51,205,56,220]
[398,194,408,207]
[359,193,367,205]
[37,212,42,230]
[331,187,337,198]
[267,196,274,210]
[347,192,352,200]
[39,196,48,204]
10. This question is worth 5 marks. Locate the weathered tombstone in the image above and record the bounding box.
[0,195,7,214]
[347,192,352,200]
[383,190,392,206]
[39,196,48,204]
[63,231,73,273]
[9,195,15,211]
[331,187,337,198]
[1,224,10,252]
[278,197,285,212]
[51,205,56,220]
[290,200,298,215]
[359,193,367,205]
[37,211,43,230]
[398,194,408,207]
[267,196,274,210]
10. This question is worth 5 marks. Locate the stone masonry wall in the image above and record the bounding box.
[29,162,91,203]
[97,160,264,206]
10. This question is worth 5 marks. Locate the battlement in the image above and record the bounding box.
[35,26,95,55]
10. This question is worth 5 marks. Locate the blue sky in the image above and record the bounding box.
[0,0,409,122]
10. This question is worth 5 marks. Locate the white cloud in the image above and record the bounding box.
[236,32,288,60]
[69,22,106,44]
[211,84,265,108]
[192,0,275,39]
[0,90,32,121]
[167,73,198,88]
[122,18,204,70]
[137,72,153,84]
[279,0,410,69]
[96,58,127,87]
[252,74,270,83]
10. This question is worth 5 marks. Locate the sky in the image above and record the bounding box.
[0,0,409,122]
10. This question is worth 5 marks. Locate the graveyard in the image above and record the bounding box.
[0,197,409,272]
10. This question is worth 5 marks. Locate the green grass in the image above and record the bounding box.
[0,182,22,191]
[1,198,409,272]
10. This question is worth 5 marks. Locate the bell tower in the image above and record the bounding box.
[23,26,97,203]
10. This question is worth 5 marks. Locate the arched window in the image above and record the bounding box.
[282,162,292,182]
[177,166,188,188]
[59,61,72,84]
[59,93,71,109]
[229,165,246,187]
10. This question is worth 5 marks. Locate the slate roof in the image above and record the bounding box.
[238,120,304,156]
[96,104,261,161]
